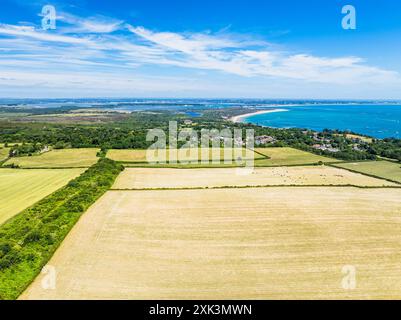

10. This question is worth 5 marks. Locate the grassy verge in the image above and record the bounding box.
[0,158,124,300]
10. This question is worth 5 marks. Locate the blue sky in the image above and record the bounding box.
[0,0,401,98]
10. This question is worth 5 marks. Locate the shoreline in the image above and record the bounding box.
[230,109,289,123]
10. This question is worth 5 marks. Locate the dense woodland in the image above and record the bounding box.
[0,108,400,162]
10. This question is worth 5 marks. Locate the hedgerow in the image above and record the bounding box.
[0,158,123,299]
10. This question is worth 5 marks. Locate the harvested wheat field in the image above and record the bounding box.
[21,187,401,300]
[112,166,397,189]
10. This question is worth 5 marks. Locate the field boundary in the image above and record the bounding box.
[377,156,401,163]
[0,166,92,170]
[110,153,266,164]
[111,184,401,191]
[123,163,246,168]
[123,161,352,169]
[248,147,270,159]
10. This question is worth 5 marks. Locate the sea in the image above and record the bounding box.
[241,104,401,139]
[1,99,400,139]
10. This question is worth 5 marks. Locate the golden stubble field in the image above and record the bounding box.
[113,166,398,189]
[21,187,401,300]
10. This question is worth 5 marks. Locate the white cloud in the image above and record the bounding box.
[58,13,123,33]
[128,25,249,52]
[0,23,93,44]
[0,11,400,98]
[126,25,400,84]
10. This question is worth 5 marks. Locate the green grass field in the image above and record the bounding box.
[0,168,85,225]
[107,148,264,164]
[254,147,340,166]
[0,143,22,148]
[332,160,401,184]
[118,147,340,168]
[107,149,148,162]
[3,148,99,168]
[0,146,9,162]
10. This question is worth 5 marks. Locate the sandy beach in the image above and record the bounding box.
[230,109,288,123]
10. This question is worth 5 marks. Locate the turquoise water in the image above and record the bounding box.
[244,104,401,139]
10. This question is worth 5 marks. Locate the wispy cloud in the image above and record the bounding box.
[0,23,92,44]
[58,12,123,33]
[126,25,399,83]
[0,11,400,98]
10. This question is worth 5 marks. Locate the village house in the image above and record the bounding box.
[40,145,50,153]
[312,144,340,153]
[255,135,277,145]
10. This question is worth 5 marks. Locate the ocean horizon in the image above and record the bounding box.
[1,99,401,139]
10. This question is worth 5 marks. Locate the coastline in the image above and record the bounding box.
[230,109,289,123]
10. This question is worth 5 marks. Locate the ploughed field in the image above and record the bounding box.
[0,168,85,225]
[21,187,401,300]
[113,167,398,189]
[4,148,99,168]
